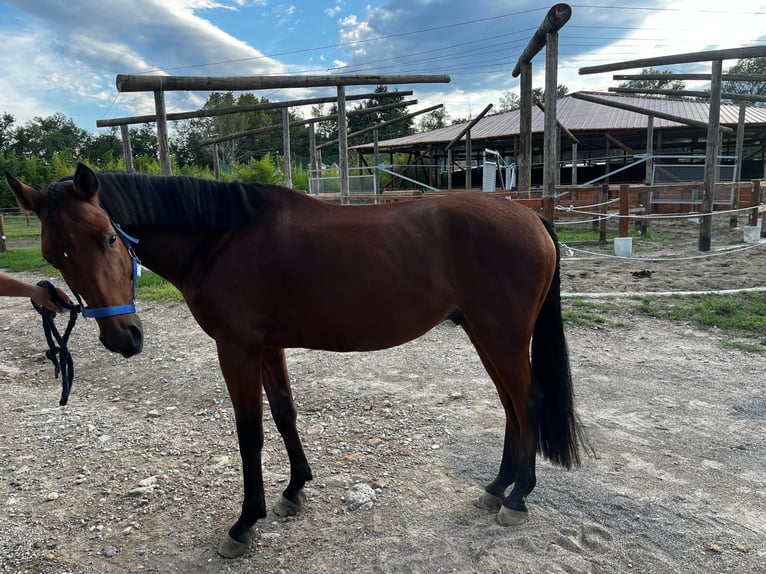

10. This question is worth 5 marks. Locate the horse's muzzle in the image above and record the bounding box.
[98,317,144,358]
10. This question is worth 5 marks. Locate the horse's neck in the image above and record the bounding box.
[127,226,224,290]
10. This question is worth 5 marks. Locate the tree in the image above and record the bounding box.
[12,113,91,162]
[496,85,568,113]
[498,91,520,112]
[418,108,446,132]
[722,57,766,99]
[618,67,686,91]
[83,130,123,167]
[347,86,414,144]
[0,113,16,154]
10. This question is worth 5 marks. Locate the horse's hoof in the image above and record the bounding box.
[496,505,529,526]
[217,529,254,558]
[274,492,305,517]
[474,490,503,511]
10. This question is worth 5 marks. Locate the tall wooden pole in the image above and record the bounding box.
[154,90,171,175]
[282,108,292,189]
[337,85,349,204]
[645,116,654,184]
[119,125,134,173]
[699,60,723,252]
[542,29,559,222]
[518,61,532,197]
[732,101,747,227]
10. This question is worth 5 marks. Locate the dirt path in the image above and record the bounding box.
[1,216,764,573]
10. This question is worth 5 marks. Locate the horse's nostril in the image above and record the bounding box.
[128,325,144,353]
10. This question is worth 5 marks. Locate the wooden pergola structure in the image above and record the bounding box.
[112,74,450,199]
[579,44,766,251]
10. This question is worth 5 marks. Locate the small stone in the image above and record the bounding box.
[209,455,229,468]
[147,410,161,418]
[102,546,118,558]
[45,492,59,501]
[344,483,377,511]
[138,476,157,487]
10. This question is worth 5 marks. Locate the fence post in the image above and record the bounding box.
[599,184,608,245]
[619,184,630,237]
[0,214,5,253]
[749,179,760,226]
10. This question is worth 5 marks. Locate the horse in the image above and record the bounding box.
[5,163,586,558]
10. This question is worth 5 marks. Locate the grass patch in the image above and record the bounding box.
[562,298,625,326]
[0,247,57,273]
[633,293,766,352]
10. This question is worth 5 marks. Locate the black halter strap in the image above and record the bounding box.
[31,281,82,406]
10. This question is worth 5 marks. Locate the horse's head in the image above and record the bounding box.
[5,163,144,357]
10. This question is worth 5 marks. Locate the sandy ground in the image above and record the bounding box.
[0,215,764,574]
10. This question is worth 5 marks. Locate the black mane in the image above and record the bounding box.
[49,172,265,228]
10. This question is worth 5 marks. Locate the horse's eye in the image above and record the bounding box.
[108,234,118,247]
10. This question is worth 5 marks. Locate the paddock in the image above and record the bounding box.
[0,216,764,573]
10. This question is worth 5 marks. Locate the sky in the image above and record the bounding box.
[1,0,766,133]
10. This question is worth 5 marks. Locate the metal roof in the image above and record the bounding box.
[360,92,766,149]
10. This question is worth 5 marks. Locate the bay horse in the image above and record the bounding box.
[6,163,585,558]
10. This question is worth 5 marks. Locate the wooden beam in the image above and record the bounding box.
[444,104,493,151]
[95,91,413,128]
[579,45,766,75]
[613,73,766,82]
[200,99,418,146]
[609,86,766,104]
[116,74,450,93]
[512,3,572,77]
[535,102,579,143]
[605,133,633,154]
[570,92,734,134]
[317,104,443,150]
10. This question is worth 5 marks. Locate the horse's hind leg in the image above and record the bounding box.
[463,321,541,526]
[261,347,313,517]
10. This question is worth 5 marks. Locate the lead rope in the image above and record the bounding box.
[31,281,82,406]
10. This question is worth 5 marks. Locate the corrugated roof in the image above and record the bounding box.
[363,92,766,149]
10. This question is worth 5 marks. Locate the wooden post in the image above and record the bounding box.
[337,85,349,204]
[518,61,532,198]
[645,116,654,184]
[732,101,746,228]
[0,214,5,253]
[599,184,608,245]
[542,28,559,222]
[619,184,630,237]
[309,123,318,194]
[154,90,171,175]
[447,148,453,190]
[373,129,380,195]
[571,141,578,185]
[213,144,220,180]
[120,125,134,173]
[465,131,472,190]
[699,59,723,252]
[282,108,293,189]
[749,179,760,226]
[638,189,649,236]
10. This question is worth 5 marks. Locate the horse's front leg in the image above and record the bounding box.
[215,339,266,559]
[262,347,313,517]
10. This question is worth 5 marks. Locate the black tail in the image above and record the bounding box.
[531,218,588,468]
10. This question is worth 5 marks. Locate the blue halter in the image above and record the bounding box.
[80,222,140,319]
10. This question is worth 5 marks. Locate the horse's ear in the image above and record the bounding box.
[4,172,43,214]
[71,162,100,200]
